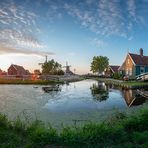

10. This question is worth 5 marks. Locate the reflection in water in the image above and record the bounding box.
[121,89,147,107]
[90,82,147,107]
[90,82,109,102]
[0,80,147,127]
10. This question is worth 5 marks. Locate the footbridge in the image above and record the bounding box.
[136,72,148,81]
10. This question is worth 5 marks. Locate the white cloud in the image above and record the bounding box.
[91,38,106,48]
[63,0,146,39]
[0,45,54,56]
[64,0,126,37]
[0,1,53,56]
[127,0,136,21]
[128,36,133,41]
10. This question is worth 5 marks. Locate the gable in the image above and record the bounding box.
[109,65,120,73]
[8,65,17,72]
[119,54,135,70]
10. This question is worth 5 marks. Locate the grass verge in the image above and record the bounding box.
[94,77,148,89]
[0,79,64,85]
[0,108,148,147]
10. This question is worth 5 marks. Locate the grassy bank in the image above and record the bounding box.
[0,109,148,147]
[0,79,64,85]
[94,78,148,89]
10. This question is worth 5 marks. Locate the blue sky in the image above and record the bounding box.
[0,0,148,74]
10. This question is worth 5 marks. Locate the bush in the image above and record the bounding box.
[112,72,122,79]
[0,109,148,147]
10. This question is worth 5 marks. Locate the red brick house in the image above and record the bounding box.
[119,48,148,78]
[8,64,30,77]
[104,65,120,77]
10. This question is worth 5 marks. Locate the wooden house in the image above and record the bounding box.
[119,48,148,78]
[8,64,30,77]
[104,65,120,77]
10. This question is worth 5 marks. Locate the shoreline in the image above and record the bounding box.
[90,77,148,89]
[0,75,84,85]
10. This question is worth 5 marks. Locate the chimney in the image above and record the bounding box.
[140,48,143,56]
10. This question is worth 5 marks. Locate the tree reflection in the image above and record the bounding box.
[90,82,109,102]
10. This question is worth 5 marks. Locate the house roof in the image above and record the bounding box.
[109,65,120,73]
[129,53,148,66]
[11,64,26,72]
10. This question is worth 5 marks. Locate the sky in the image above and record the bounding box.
[0,0,148,74]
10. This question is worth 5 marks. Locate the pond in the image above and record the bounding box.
[0,79,147,128]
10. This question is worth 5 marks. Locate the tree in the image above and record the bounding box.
[90,56,109,74]
[42,59,64,75]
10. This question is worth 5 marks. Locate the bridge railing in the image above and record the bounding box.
[136,72,148,81]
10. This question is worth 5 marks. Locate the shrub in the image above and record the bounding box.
[112,72,122,79]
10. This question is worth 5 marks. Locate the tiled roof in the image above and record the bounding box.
[109,65,120,73]
[129,53,148,66]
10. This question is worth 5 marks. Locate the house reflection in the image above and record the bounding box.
[121,89,146,107]
[90,82,109,102]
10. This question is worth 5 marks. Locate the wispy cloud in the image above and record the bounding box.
[64,1,125,37]
[0,45,54,56]
[128,36,133,41]
[91,38,106,48]
[63,0,146,39]
[0,0,53,56]
[127,0,136,21]
[1,0,148,50]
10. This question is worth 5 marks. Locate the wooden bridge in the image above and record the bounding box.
[136,72,148,81]
[137,89,148,99]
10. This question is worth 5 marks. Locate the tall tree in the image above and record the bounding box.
[90,56,109,74]
[42,59,64,75]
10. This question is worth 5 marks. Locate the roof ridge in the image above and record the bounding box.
[129,52,148,57]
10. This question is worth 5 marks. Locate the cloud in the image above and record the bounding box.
[128,36,133,41]
[0,45,54,56]
[127,0,136,21]
[0,1,54,56]
[0,2,38,31]
[63,0,146,39]
[91,38,106,48]
[0,28,44,48]
[64,0,125,37]
[1,0,148,46]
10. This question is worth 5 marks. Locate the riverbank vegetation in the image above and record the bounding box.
[94,77,148,89]
[0,108,148,147]
[0,79,64,85]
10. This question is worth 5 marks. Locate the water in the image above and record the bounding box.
[0,79,147,128]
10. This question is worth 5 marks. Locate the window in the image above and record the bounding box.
[129,68,132,76]
[140,67,145,74]
[128,59,130,64]
[126,69,129,75]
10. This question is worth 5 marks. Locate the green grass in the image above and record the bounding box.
[94,77,148,88]
[0,79,64,85]
[123,81,148,86]
[0,109,148,147]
